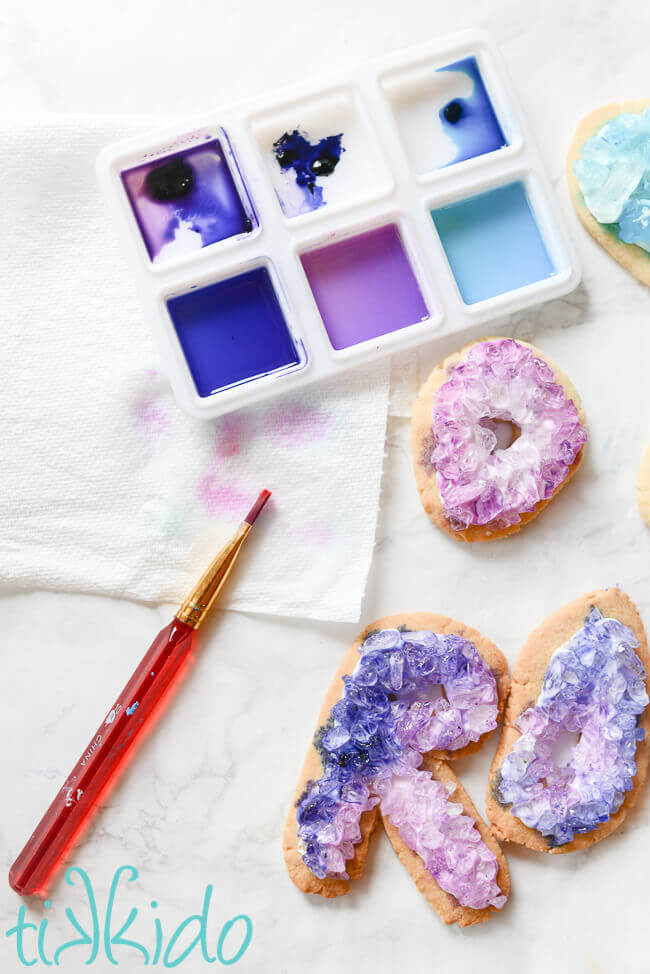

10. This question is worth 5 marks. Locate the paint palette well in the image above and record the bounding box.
[98,30,580,419]
[122,138,257,264]
[431,181,555,305]
[381,54,510,175]
[167,266,302,397]
[301,224,428,350]
[251,88,393,220]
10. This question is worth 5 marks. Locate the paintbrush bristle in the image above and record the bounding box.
[244,490,272,526]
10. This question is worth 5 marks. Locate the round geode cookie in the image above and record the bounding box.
[411,337,588,542]
[567,100,650,288]
[487,588,650,854]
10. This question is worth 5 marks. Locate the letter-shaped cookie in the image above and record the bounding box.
[284,613,510,926]
[488,588,650,852]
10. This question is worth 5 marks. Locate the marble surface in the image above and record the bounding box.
[2,0,650,971]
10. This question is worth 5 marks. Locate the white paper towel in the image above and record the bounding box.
[0,114,390,622]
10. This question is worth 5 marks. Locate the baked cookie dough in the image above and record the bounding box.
[487,588,650,853]
[567,100,650,287]
[637,443,650,524]
[412,337,587,542]
[284,613,510,925]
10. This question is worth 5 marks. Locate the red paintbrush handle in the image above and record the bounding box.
[9,617,195,896]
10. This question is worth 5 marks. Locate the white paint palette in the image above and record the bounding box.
[97,29,581,420]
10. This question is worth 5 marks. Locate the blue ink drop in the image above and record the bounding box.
[272,130,343,215]
[437,56,507,166]
[167,267,300,398]
[431,181,555,305]
[443,100,463,125]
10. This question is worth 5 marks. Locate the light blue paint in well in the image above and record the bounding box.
[431,181,556,305]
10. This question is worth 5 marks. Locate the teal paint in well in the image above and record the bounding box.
[431,181,555,305]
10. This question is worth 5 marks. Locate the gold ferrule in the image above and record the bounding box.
[176,522,251,629]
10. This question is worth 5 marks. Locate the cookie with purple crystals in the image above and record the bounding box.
[411,337,587,542]
[487,588,650,853]
[283,613,510,925]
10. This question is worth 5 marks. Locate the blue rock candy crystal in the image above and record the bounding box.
[574,109,650,251]
[497,608,648,846]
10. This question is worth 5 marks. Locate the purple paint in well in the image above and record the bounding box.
[122,138,255,263]
[167,266,300,398]
[300,224,429,350]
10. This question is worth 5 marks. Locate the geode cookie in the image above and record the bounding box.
[567,100,650,287]
[412,337,588,542]
[284,613,510,926]
[487,588,650,853]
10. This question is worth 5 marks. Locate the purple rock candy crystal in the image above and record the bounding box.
[497,608,647,845]
[430,339,587,530]
[296,628,505,910]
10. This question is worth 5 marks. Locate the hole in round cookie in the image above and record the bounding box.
[479,417,522,452]
[549,728,581,768]
[396,683,448,706]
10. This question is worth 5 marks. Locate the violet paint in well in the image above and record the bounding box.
[122,138,255,263]
[167,267,299,398]
[300,224,429,350]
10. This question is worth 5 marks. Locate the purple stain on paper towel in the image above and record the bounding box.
[267,402,331,444]
[134,397,171,437]
[133,370,171,438]
[211,403,330,456]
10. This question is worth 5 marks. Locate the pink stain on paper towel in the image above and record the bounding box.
[197,401,330,519]
[196,476,253,517]
[301,520,334,545]
[213,415,251,458]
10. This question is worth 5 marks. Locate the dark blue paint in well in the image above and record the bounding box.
[167,267,299,397]
[438,56,507,167]
[272,129,344,214]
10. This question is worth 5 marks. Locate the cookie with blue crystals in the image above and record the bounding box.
[487,588,650,853]
[283,613,510,925]
[567,100,650,287]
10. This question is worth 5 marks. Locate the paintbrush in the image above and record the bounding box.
[9,490,271,896]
